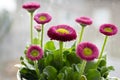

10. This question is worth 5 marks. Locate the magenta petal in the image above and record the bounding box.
[26,45,43,61]
[34,13,52,24]
[47,24,77,42]
[34,25,41,32]
[76,42,99,61]
[99,24,118,36]
[75,16,92,26]
[22,2,40,12]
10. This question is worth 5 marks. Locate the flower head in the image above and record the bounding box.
[22,2,40,12]
[75,16,92,26]
[26,45,43,61]
[99,24,118,36]
[76,42,99,61]
[34,13,52,24]
[34,25,41,32]
[47,24,77,42]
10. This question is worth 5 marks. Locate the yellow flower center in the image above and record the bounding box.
[31,50,39,57]
[104,27,113,32]
[39,16,47,21]
[56,28,69,34]
[83,48,93,56]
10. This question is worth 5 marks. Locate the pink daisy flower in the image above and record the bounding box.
[22,2,40,12]
[34,13,52,24]
[99,24,118,36]
[76,42,99,61]
[75,16,92,26]
[26,45,43,61]
[34,25,41,32]
[47,24,77,42]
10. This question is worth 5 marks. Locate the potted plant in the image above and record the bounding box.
[16,2,119,80]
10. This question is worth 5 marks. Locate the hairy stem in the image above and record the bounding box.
[59,41,63,61]
[34,61,40,80]
[78,26,85,43]
[79,60,87,78]
[99,36,108,59]
[38,32,40,46]
[95,36,108,68]
[41,24,44,49]
[30,12,33,44]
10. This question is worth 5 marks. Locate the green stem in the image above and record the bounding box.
[79,60,87,78]
[30,12,33,44]
[41,24,44,49]
[38,32,40,46]
[95,36,108,68]
[34,61,40,79]
[78,26,85,43]
[99,36,108,59]
[59,41,63,60]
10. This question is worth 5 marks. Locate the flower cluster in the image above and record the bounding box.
[18,1,119,80]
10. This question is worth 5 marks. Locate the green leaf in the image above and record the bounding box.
[20,56,34,68]
[38,58,45,72]
[63,50,70,57]
[72,63,81,72]
[44,41,56,51]
[43,66,57,80]
[85,61,96,72]
[100,66,114,78]
[20,56,27,67]
[33,38,40,45]
[98,59,106,67]
[64,67,73,80]
[86,69,101,80]
[40,73,47,80]
[66,51,81,65]
[100,77,106,80]
[72,72,81,80]
[57,73,64,80]
[62,67,81,80]
[26,57,34,66]
[108,66,115,71]
[60,66,68,73]
[24,48,27,54]
[53,50,64,70]
[20,56,24,61]
[80,75,87,80]
[59,67,72,80]
[45,54,54,66]
[75,63,81,72]
[21,61,27,67]
[60,66,81,80]
[102,55,107,61]
[20,68,38,80]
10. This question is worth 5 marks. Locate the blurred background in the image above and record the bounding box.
[0,0,120,79]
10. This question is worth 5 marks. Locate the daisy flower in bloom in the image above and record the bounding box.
[26,45,43,61]
[99,24,118,36]
[76,42,99,61]
[34,25,41,32]
[47,24,77,42]
[75,16,92,43]
[34,13,52,24]
[75,16,92,26]
[22,2,40,12]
